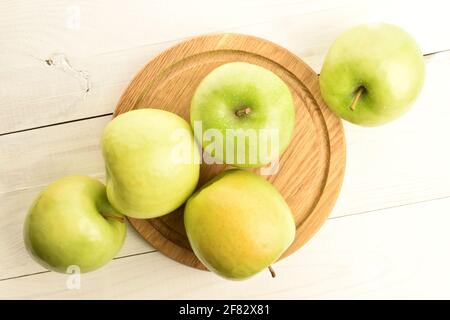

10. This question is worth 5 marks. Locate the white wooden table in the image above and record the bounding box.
[1,0,450,299]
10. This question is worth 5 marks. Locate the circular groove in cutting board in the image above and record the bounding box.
[114,33,346,270]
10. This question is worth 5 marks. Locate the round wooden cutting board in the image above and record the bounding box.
[114,33,346,270]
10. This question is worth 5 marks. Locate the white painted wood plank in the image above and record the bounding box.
[1,196,449,299]
[1,0,449,133]
[1,52,449,281]
[3,0,446,61]
[0,115,110,194]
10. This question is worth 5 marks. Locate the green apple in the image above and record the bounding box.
[23,176,126,273]
[320,23,425,126]
[184,169,296,280]
[102,109,200,219]
[190,62,295,168]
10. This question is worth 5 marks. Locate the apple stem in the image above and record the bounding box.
[350,87,364,111]
[235,107,251,117]
[102,213,125,223]
[268,266,276,278]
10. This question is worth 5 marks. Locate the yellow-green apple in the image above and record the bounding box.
[23,176,126,273]
[190,62,295,168]
[320,23,425,126]
[184,169,296,280]
[102,109,200,218]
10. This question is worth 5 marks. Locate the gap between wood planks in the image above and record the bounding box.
[0,112,113,137]
[0,250,157,282]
